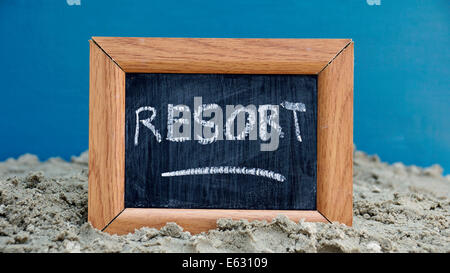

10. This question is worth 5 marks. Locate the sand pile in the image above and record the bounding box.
[0,149,449,253]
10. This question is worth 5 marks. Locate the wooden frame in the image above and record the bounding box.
[89,37,353,235]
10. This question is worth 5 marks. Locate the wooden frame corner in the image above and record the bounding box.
[88,37,353,234]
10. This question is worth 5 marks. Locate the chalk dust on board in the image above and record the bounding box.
[0,149,449,253]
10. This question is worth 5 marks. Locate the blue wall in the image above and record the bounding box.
[0,0,448,173]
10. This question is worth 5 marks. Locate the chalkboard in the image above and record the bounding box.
[125,73,317,210]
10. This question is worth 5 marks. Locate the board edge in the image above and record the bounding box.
[317,42,354,226]
[88,40,126,230]
[103,208,329,235]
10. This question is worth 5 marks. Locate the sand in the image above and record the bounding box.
[0,149,449,253]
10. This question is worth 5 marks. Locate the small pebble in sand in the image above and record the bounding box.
[366,241,382,253]
[371,186,381,193]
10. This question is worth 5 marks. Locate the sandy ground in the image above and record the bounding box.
[0,149,449,253]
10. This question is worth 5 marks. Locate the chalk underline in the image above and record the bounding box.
[161,166,286,182]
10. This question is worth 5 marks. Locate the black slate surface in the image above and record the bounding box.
[125,73,317,210]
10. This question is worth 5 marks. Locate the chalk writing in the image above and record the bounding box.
[162,166,286,182]
[280,101,306,142]
[135,106,161,145]
[134,97,306,152]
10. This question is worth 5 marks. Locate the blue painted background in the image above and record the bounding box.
[0,0,448,173]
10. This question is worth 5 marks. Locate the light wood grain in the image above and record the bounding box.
[88,41,126,230]
[317,42,354,226]
[104,208,329,235]
[92,37,351,74]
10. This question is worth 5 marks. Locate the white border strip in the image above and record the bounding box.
[161,166,286,182]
